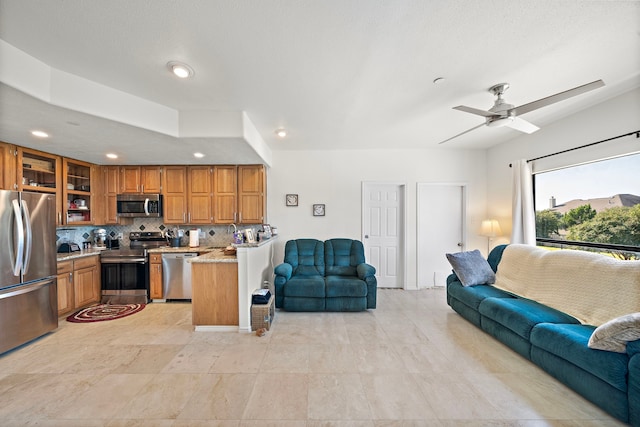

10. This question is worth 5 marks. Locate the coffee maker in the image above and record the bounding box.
[93,228,107,249]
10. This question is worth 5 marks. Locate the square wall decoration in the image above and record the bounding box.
[286,194,298,206]
[313,204,325,216]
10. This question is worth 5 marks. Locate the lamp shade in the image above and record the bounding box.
[480,219,502,237]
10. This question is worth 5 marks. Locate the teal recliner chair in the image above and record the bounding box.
[274,238,377,311]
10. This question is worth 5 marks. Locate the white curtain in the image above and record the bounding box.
[511,159,536,245]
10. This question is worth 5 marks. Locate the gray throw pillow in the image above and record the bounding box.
[446,249,496,287]
[588,312,640,353]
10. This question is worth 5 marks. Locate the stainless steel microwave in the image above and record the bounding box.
[116,194,163,217]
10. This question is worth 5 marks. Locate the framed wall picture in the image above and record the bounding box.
[313,204,325,216]
[286,194,298,206]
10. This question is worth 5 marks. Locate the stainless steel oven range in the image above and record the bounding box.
[100,231,167,304]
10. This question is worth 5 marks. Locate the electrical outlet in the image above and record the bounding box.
[199,230,205,239]
[116,232,123,240]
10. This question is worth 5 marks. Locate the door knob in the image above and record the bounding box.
[457,242,463,247]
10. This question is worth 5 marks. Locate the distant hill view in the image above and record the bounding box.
[546,194,640,214]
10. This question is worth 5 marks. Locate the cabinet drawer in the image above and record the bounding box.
[73,255,99,270]
[57,260,73,274]
[149,254,162,263]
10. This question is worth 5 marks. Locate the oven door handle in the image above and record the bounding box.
[100,258,147,264]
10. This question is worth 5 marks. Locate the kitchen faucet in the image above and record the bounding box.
[227,223,237,234]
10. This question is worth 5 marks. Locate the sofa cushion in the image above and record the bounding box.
[325,276,368,298]
[531,323,629,393]
[446,249,496,287]
[479,297,580,339]
[447,280,515,311]
[588,312,640,353]
[284,239,325,276]
[283,296,325,312]
[326,297,367,311]
[284,275,325,298]
[325,239,364,276]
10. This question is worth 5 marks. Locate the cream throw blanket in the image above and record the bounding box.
[494,244,640,326]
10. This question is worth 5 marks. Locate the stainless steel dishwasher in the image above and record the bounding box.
[161,253,198,300]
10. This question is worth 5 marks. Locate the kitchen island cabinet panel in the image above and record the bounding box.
[192,262,239,326]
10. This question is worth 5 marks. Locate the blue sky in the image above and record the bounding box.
[534,153,640,210]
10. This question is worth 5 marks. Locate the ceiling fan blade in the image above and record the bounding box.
[438,123,485,144]
[512,79,605,116]
[453,105,498,118]
[507,117,540,134]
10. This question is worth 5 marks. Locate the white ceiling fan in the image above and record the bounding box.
[439,79,605,144]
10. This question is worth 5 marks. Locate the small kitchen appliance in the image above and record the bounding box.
[93,228,107,249]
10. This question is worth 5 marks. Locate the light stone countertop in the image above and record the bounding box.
[146,246,237,263]
[189,249,238,263]
[146,246,218,254]
[56,249,103,262]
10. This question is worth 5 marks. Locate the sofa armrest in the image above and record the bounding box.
[627,338,640,357]
[274,263,293,281]
[357,263,376,280]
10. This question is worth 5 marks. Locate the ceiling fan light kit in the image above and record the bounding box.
[440,79,605,144]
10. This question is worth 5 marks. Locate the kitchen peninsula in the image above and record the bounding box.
[190,237,276,332]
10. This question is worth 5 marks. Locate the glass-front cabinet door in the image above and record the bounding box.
[63,158,93,225]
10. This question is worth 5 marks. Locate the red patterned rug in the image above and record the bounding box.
[66,303,145,323]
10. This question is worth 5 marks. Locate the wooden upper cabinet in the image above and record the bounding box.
[63,158,94,225]
[141,166,162,193]
[0,142,18,190]
[162,166,188,224]
[120,166,162,193]
[101,166,120,225]
[120,166,141,193]
[213,166,237,224]
[237,165,265,224]
[187,166,213,224]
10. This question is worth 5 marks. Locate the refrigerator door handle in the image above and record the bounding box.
[11,199,24,276]
[21,199,33,274]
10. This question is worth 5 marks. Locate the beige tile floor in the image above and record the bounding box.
[0,288,627,426]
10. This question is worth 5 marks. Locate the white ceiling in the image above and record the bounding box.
[0,0,639,165]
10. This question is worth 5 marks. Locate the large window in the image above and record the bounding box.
[534,153,640,259]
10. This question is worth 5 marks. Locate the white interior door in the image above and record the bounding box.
[362,183,405,288]
[417,183,466,287]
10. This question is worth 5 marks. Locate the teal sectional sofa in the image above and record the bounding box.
[274,238,377,311]
[446,244,640,426]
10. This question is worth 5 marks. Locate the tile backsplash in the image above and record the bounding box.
[57,218,261,248]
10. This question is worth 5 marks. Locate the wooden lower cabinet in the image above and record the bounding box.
[56,255,101,316]
[192,262,238,326]
[149,254,163,299]
[56,261,74,316]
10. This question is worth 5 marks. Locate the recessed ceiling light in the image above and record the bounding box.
[106,153,118,159]
[31,130,49,138]
[167,61,195,79]
[193,152,205,158]
[275,128,287,138]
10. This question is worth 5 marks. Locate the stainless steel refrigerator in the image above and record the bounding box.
[0,190,57,354]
